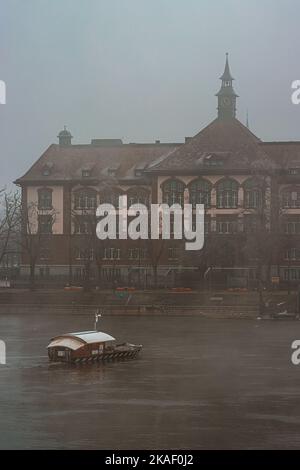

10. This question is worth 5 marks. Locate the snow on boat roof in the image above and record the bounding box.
[47,337,83,351]
[48,331,116,349]
[69,331,116,343]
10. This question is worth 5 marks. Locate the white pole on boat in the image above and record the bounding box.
[94,310,102,331]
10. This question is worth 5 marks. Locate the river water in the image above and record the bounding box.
[0,313,300,449]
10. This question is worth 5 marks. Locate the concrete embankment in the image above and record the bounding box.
[0,303,259,318]
[2,288,293,318]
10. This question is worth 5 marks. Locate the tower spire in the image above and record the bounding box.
[216,53,238,119]
[220,52,234,81]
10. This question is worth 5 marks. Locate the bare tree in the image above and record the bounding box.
[147,238,165,289]
[0,189,20,270]
[18,201,57,289]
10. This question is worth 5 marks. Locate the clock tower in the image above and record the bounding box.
[216,53,238,119]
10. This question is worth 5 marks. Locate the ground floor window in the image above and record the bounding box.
[128,248,148,260]
[284,268,300,280]
[168,247,179,260]
[39,266,50,278]
[102,267,121,281]
[216,219,238,234]
[103,248,121,260]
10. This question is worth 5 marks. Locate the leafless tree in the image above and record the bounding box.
[0,189,20,273]
[18,201,57,289]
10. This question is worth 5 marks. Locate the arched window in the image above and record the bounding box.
[244,179,262,209]
[101,190,122,208]
[38,188,53,210]
[127,188,150,208]
[162,179,185,207]
[216,179,238,209]
[189,179,211,208]
[281,188,300,208]
[74,189,97,210]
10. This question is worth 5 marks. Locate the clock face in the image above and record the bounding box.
[221,97,231,107]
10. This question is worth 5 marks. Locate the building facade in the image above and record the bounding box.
[15,55,300,288]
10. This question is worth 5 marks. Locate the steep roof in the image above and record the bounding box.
[147,118,273,174]
[15,142,180,184]
[260,142,300,168]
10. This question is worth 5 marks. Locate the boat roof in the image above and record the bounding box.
[47,330,116,350]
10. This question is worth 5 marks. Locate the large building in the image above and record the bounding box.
[15,55,300,288]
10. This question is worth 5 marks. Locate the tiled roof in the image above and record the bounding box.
[147,118,274,173]
[15,142,180,184]
[260,142,300,168]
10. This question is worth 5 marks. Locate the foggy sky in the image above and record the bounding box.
[1,0,300,189]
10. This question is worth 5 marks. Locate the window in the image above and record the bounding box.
[128,248,148,260]
[74,190,97,210]
[38,188,52,210]
[42,163,53,176]
[82,169,91,178]
[102,267,121,281]
[192,215,210,234]
[244,179,262,209]
[284,219,300,234]
[189,179,211,208]
[282,189,300,208]
[75,248,94,261]
[74,217,91,234]
[284,269,300,281]
[127,189,149,208]
[39,266,50,278]
[216,219,238,234]
[42,167,50,176]
[38,215,53,234]
[216,179,238,208]
[103,248,121,260]
[168,247,179,260]
[288,169,300,175]
[162,179,185,207]
[101,191,121,208]
[204,156,224,167]
[284,248,300,260]
[108,169,116,177]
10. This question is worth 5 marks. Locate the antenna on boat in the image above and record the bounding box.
[94,309,102,331]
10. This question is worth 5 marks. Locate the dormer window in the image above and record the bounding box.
[42,163,53,176]
[82,169,91,178]
[204,155,224,167]
[134,169,143,177]
[108,168,117,177]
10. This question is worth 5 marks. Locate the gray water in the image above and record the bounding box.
[0,314,300,449]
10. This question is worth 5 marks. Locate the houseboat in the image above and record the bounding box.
[47,313,142,363]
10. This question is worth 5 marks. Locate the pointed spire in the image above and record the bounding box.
[220,52,234,81]
[216,53,238,119]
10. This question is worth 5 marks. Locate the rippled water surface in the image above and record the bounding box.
[0,314,300,449]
